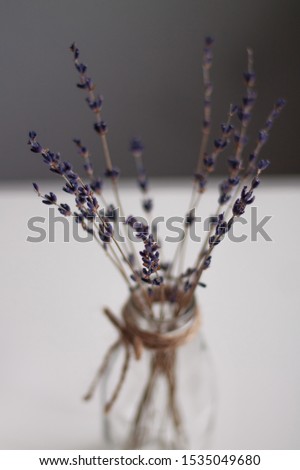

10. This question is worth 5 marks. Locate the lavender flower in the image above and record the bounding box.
[195,105,234,193]
[227,157,241,171]
[91,178,103,194]
[25,40,288,422]
[130,137,154,214]
[130,137,144,156]
[142,199,153,213]
[185,209,195,226]
[203,256,212,270]
[70,43,117,178]
[218,176,240,205]
[209,214,228,245]
[73,138,103,193]
[243,71,256,86]
[246,99,286,175]
[58,203,72,216]
[86,95,103,113]
[184,280,192,292]
[257,159,270,171]
[126,216,162,285]
[104,167,120,179]
[42,192,57,205]
[232,186,255,217]
[99,220,114,243]
[94,121,107,135]
[194,172,207,193]
[32,182,40,195]
[28,37,285,323]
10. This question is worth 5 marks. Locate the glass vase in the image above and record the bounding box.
[97,288,216,450]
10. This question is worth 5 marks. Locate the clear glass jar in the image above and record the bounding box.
[100,292,216,449]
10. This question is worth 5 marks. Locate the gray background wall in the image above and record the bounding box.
[1,0,299,180]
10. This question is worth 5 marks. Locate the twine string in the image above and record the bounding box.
[84,297,201,439]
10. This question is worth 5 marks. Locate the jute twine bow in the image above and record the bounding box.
[83,296,200,414]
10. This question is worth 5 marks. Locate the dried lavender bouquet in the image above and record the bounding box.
[28,38,285,449]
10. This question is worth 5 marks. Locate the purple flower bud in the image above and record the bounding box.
[205,83,213,95]
[257,159,270,171]
[275,98,286,110]
[203,154,215,169]
[142,199,153,213]
[29,141,42,153]
[184,280,192,292]
[234,133,248,146]
[185,209,195,226]
[75,63,87,74]
[251,177,260,188]
[243,71,256,85]
[74,212,84,224]
[221,123,234,135]
[130,137,144,154]
[203,119,210,129]
[216,221,228,236]
[219,180,230,194]
[242,92,257,107]
[94,121,107,135]
[99,228,111,243]
[209,235,221,246]
[91,178,103,194]
[70,43,79,59]
[32,182,39,194]
[241,186,255,205]
[238,110,251,123]
[86,96,103,111]
[138,176,148,192]
[228,157,240,170]
[63,181,77,194]
[66,170,79,182]
[218,193,231,205]
[214,138,227,149]
[106,204,117,222]
[77,82,88,89]
[104,167,120,179]
[204,36,214,47]
[198,282,207,288]
[246,195,255,205]
[58,203,71,216]
[258,130,269,143]
[233,198,245,216]
[217,212,224,222]
[152,276,163,286]
[85,78,94,91]
[126,215,137,227]
[194,173,207,192]
[83,162,93,175]
[241,186,250,200]
[59,161,72,174]
[105,222,113,235]
[42,192,57,205]
[203,256,212,270]
[29,131,37,140]
[77,77,93,90]
[230,105,239,115]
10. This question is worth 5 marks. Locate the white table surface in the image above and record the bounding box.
[1,178,299,449]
